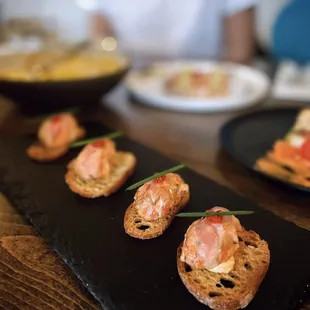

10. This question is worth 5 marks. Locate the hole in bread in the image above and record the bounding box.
[194,279,200,284]
[220,279,235,289]
[134,219,141,224]
[245,241,258,248]
[137,225,150,231]
[209,292,222,298]
[238,236,243,242]
[228,273,239,279]
[216,284,222,288]
[282,165,294,173]
[262,260,268,264]
[244,263,252,271]
[184,264,192,272]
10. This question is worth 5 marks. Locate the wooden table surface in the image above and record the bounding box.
[0,89,310,309]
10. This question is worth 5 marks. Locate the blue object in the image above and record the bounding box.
[272,0,310,64]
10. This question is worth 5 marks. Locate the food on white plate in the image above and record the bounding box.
[164,70,230,98]
[124,173,190,239]
[256,108,310,187]
[177,207,270,310]
[26,113,85,162]
[65,138,136,198]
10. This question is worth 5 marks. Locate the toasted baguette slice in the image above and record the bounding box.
[65,151,136,198]
[26,144,69,162]
[177,229,270,310]
[124,187,189,240]
[27,127,85,162]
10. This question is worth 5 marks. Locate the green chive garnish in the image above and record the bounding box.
[126,164,186,191]
[25,107,80,124]
[176,210,255,218]
[70,131,124,148]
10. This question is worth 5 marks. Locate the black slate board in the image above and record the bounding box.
[220,107,310,192]
[0,123,310,310]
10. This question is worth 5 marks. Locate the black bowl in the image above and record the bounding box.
[0,67,129,116]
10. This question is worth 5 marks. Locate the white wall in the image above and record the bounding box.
[0,0,89,41]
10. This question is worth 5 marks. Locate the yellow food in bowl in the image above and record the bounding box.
[0,51,127,82]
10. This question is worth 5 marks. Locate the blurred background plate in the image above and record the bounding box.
[125,60,271,113]
[220,107,310,192]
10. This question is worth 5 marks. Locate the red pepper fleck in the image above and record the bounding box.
[51,115,62,123]
[207,215,223,224]
[154,175,166,183]
[144,183,151,192]
[205,209,223,224]
[92,139,105,148]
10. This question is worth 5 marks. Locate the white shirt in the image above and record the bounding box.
[77,0,257,59]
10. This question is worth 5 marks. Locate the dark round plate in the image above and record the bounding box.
[220,107,310,192]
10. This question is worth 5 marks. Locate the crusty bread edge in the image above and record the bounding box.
[177,230,270,310]
[26,144,69,162]
[124,186,190,239]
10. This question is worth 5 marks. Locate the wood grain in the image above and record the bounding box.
[0,90,310,309]
[0,194,100,310]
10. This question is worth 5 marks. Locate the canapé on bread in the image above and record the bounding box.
[124,173,190,239]
[124,187,189,239]
[66,151,136,198]
[177,208,270,310]
[177,229,269,310]
[27,113,85,162]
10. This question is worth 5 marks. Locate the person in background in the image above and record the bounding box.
[77,0,257,65]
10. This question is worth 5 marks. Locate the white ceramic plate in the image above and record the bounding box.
[125,60,271,112]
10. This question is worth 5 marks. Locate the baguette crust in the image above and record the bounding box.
[65,151,136,198]
[177,229,270,310]
[124,186,189,239]
[27,127,85,162]
[26,144,69,162]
